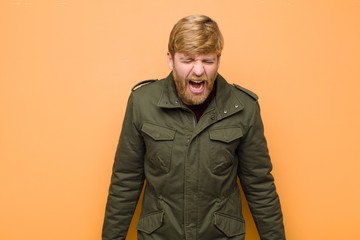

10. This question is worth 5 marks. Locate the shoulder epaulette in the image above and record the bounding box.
[132,79,157,91]
[233,83,259,100]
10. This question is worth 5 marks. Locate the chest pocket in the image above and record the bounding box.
[141,123,176,174]
[209,128,243,175]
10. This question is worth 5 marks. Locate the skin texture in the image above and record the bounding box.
[167,52,221,105]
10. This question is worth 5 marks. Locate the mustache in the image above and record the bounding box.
[186,75,208,81]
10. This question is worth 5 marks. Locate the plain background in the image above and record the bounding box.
[1,1,360,239]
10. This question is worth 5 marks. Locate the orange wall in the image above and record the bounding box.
[1,1,360,239]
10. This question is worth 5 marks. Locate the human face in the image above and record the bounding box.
[167,52,221,105]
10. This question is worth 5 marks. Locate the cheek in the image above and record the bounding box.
[206,66,218,78]
[175,64,192,78]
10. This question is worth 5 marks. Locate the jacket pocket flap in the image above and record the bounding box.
[136,210,164,234]
[209,128,243,143]
[142,123,176,141]
[214,213,245,237]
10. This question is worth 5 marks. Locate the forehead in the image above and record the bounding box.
[175,52,217,60]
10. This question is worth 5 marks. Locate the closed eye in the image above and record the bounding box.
[181,60,192,63]
[203,60,214,64]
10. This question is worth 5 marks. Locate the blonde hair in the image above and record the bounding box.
[168,15,224,57]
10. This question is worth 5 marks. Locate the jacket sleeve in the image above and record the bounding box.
[102,93,145,240]
[237,101,285,240]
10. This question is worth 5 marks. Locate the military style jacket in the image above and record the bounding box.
[102,73,285,240]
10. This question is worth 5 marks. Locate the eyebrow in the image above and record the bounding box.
[179,56,193,60]
[179,56,216,61]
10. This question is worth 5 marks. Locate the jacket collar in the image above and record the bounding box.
[157,73,244,120]
[212,74,244,121]
[157,73,183,109]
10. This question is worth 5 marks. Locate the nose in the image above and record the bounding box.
[192,61,205,76]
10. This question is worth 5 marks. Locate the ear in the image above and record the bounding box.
[217,54,221,67]
[167,52,174,70]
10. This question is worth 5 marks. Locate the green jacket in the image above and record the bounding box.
[102,73,285,240]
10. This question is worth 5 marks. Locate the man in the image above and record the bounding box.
[103,15,285,240]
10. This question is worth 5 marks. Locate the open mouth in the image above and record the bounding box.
[189,80,205,94]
